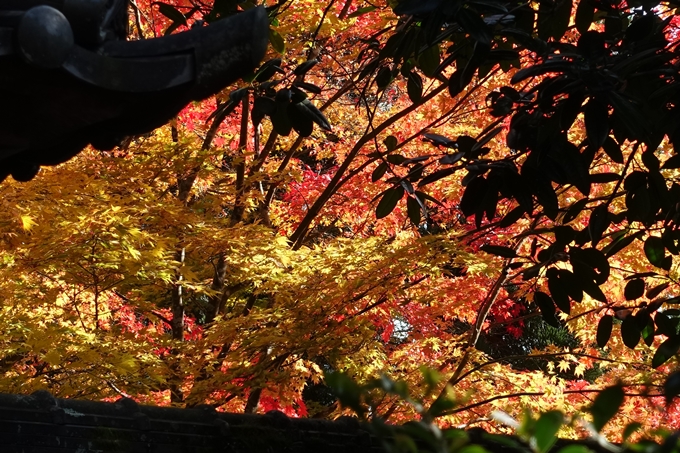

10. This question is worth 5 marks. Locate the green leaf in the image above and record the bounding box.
[534,410,564,453]
[622,422,642,443]
[597,315,613,348]
[268,28,286,54]
[624,279,645,300]
[644,236,666,268]
[324,372,364,416]
[590,385,624,432]
[376,186,405,219]
[602,231,644,258]
[417,44,440,77]
[652,336,680,368]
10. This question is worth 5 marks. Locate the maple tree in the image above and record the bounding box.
[1,0,680,441]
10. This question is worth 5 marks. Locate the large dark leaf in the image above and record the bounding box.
[588,205,609,247]
[621,316,640,349]
[407,71,423,104]
[372,162,388,182]
[590,385,624,432]
[602,136,624,164]
[538,0,573,41]
[574,0,595,34]
[597,315,613,348]
[457,8,492,45]
[423,133,457,148]
[407,196,422,225]
[624,279,645,300]
[460,176,489,218]
[499,206,525,227]
[547,268,571,314]
[297,99,331,131]
[289,103,314,137]
[535,291,560,327]
[570,247,610,285]
[480,244,517,258]
[646,282,670,300]
[584,99,609,150]
[652,336,680,368]
[644,236,667,268]
[294,59,318,76]
[376,186,405,219]
[393,0,445,15]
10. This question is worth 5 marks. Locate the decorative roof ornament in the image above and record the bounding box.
[0,0,269,182]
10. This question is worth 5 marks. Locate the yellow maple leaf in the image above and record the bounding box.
[43,349,61,366]
[20,215,37,231]
[557,360,571,373]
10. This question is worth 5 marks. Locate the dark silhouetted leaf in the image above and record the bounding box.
[590,385,624,432]
[269,28,285,54]
[624,279,645,300]
[574,0,594,34]
[384,135,398,151]
[460,177,488,217]
[602,231,644,258]
[372,162,388,182]
[547,268,571,314]
[646,282,670,300]
[535,291,559,327]
[294,59,318,76]
[534,410,563,453]
[439,152,465,165]
[584,99,609,150]
[644,236,666,268]
[621,316,640,349]
[480,245,517,258]
[662,154,680,169]
[418,167,457,187]
[597,315,613,348]
[590,172,620,184]
[500,206,525,227]
[407,71,423,104]
[538,0,572,41]
[376,186,405,219]
[293,82,322,94]
[457,8,492,45]
[417,44,440,77]
[602,136,623,164]
[423,133,457,148]
[652,336,680,368]
[407,196,421,225]
[562,198,589,225]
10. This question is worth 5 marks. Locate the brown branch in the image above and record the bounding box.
[289,82,449,249]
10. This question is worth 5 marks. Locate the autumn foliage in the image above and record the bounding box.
[2,0,680,442]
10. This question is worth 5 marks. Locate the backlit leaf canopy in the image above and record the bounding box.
[0,0,680,436]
